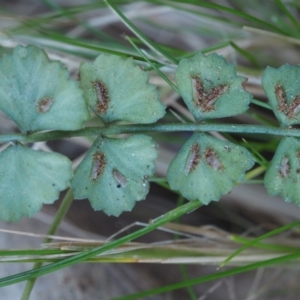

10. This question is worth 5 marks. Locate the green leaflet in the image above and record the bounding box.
[0,45,90,133]
[264,137,300,204]
[74,54,165,216]
[0,143,72,222]
[79,53,166,124]
[71,135,158,216]
[263,64,300,126]
[167,133,254,204]
[176,52,252,121]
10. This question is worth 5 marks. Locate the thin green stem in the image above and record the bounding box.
[20,189,74,300]
[174,196,198,300]
[0,201,202,287]
[274,0,300,33]
[229,41,259,67]
[125,35,180,93]
[230,235,300,252]
[220,220,300,268]
[245,166,266,180]
[159,0,288,35]
[105,0,179,64]
[179,265,198,300]
[1,123,300,144]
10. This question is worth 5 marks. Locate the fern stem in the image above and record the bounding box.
[0,123,299,144]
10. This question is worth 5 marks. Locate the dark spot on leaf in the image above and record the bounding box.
[92,80,109,114]
[275,83,300,118]
[224,145,231,152]
[185,143,201,174]
[242,78,248,90]
[91,152,106,181]
[191,76,228,112]
[37,97,53,113]
[142,176,148,190]
[204,148,222,170]
[112,169,127,188]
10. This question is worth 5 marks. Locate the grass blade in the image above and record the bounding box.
[229,41,259,67]
[220,220,300,268]
[21,189,74,300]
[158,0,287,34]
[125,35,180,93]
[274,0,300,33]
[104,0,179,64]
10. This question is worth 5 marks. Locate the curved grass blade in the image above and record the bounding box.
[229,41,259,67]
[105,0,179,64]
[160,0,287,35]
[220,220,300,268]
[274,0,300,33]
[125,35,180,93]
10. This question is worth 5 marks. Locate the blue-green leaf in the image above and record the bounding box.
[176,52,252,121]
[0,45,90,132]
[264,137,300,204]
[262,64,300,126]
[79,54,165,124]
[0,143,73,222]
[71,135,158,216]
[167,133,254,204]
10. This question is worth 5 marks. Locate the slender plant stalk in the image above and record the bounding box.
[0,123,299,144]
[220,220,300,268]
[125,35,181,93]
[105,0,179,64]
[174,195,198,300]
[20,189,74,300]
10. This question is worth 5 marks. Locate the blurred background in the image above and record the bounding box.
[1,0,300,299]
